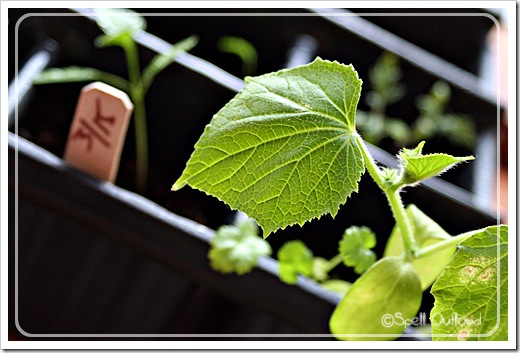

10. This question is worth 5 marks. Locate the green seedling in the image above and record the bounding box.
[33,9,198,193]
[173,58,507,341]
[356,52,477,148]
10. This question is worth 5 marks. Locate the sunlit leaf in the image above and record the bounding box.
[321,279,352,296]
[399,141,474,185]
[431,225,507,341]
[329,257,422,341]
[208,218,271,275]
[339,226,377,274]
[173,58,364,236]
[277,240,314,285]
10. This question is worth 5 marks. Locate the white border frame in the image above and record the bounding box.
[2,1,516,350]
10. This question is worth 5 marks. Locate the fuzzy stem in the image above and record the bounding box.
[355,135,417,260]
[355,135,385,190]
[386,189,417,260]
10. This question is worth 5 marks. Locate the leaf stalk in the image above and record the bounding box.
[355,135,417,261]
[414,228,480,259]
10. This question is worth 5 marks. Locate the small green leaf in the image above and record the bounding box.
[141,35,199,91]
[431,225,508,341]
[366,52,406,110]
[339,226,377,274]
[93,8,146,37]
[384,204,456,290]
[277,240,314,285]
[399,141,474,185]
[217,35,258,76]
[33,67,130,92]
[329,257,422,341]
[208,218,271,275]
[173,58,364,235]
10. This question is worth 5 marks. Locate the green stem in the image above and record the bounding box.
[123,38,148,193]
[325,254,343,273]
[133,94,148,193]
[355,135,417,261]
[414,229,479,259]
[355,135,385,190]
[386,189,417,260]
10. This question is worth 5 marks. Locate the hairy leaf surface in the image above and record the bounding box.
[399,141,473,185]
[430,226,507,341]
[173,58,364,235]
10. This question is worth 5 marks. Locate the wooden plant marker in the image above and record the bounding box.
[64,82,133,183]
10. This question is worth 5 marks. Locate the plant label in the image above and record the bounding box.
[64,82,133,183]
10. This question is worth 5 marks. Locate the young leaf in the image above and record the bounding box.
[277,240,314,285]
[173,58,364,236]
[430,225,508,341]
[33,67,130,92]
[329,257,422,341]
[92,8,146,37]
[141,35,199,91]
[217,35,258,76]
[384,204,456,290]
[208,218,271,275]
[339,226,377,274]
[399,141,474,185]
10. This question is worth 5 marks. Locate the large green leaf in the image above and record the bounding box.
[384,204,456,290]
[430,225,508,341]
[173,58,364,235]
[329,257,422,341]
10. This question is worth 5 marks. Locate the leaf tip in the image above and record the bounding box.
[171,179,186,191]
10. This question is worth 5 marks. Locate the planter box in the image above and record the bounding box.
[9,132,341,337]
[9,8,499,339]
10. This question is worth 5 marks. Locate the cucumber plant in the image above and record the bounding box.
[173,58,507,341]
[33,9,198,193]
